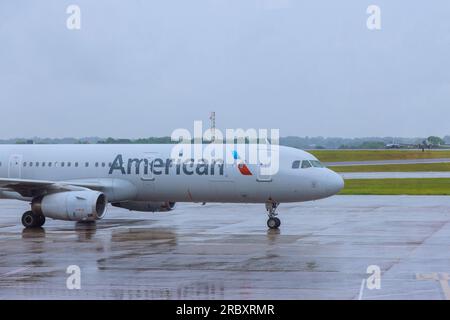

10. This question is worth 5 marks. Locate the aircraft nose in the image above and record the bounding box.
[326,169,345,196]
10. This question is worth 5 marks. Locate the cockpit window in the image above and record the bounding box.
[310,160,325,168]
[294,160,325,169]
[301,160,312,168]
[292,160,301,169]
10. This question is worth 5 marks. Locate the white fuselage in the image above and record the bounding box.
[0,144,344,204]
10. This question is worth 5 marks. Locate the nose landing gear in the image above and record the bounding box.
[266,201,280,229]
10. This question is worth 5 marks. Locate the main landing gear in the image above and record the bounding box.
[266,201,280,229]
[21,211,45,228]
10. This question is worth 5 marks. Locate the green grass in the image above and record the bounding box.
[309,150,450,163]
[340,178,450,195]
[332,163,450,172]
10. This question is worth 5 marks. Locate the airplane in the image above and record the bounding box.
[385,137,450,150]
[385,142,401,149]
[417,139,450,150]
[385,138,411,149]
[0,144,344,229]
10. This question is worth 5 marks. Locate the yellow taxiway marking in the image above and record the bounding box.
[416,273,450,300]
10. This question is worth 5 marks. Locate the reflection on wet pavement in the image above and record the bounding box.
[1,196,450,299]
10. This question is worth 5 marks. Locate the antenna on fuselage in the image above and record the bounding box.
[209,111,216,142]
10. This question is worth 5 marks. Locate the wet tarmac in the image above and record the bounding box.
[1,196,450,300]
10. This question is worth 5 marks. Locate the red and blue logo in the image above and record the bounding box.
[232,151,253,176]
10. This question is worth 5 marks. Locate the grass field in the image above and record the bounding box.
[309,150,450,163]
[340,178,450,195]
[332,163,450,172]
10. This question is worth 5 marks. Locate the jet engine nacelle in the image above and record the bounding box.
[112,201,176,212]
[32,191,107,221]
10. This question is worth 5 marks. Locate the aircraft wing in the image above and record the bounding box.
[0,178,104,198]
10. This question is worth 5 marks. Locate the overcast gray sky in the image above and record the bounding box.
[1,0,449,138]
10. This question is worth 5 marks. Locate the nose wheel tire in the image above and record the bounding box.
[21,211,45,228]
[267,217,281,229]
[265,201,281,229]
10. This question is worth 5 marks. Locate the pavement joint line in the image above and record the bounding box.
[0,267,31,278]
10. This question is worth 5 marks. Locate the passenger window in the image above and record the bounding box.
[68,162,71,167]
[301,160,312,169]
[23,162,27,167]
[102,162,105,167]
[292,160,301,169]
[29,162,33,167]
[85,162,89,167]
[95,162,99,167]
[35,162,39,167]
[61,162,65,167]
[48,162,52,167]
[42,162,45,167]
[75,162,79,167]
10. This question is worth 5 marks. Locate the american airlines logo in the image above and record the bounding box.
[109,154,225,176]
[233,151,253,176]
[108,152,254,176]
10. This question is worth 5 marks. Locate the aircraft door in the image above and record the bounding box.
[257,162,273,182]
[256,146,277,182]
[8,154,22,178]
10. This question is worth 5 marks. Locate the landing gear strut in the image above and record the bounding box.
[265,201,280,229]
[21,211,45,228]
